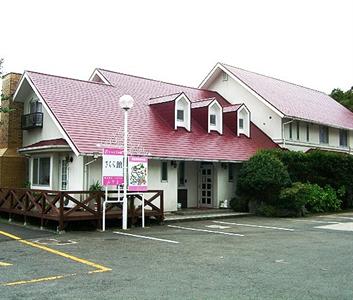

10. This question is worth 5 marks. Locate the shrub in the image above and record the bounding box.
[278,182,308,212]
[89,181,103,192]
[237,151,291,204]
[305,184,341,213]
[279,182,341,214]
[230,196,249,212]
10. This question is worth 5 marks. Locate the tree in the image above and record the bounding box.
[237,151,291,204]
[0,58,13,114]
[330,87,353,111]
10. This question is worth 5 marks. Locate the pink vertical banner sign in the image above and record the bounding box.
[128,157,148,191]
[102,148,124,186]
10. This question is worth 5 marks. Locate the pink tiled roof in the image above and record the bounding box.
[223,104,242,113]
[25,69,277,161]
[221,63,353,130]
[20,138,69,150]
[191,98,216,109]
[148,93,181,105]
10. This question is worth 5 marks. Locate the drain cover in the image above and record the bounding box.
[33,238,77,246]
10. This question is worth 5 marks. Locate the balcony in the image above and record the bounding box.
[21,112,43,130]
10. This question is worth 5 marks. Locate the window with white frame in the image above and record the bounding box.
[296,121,300,140]
[339,129,348,147]
[237,106,250,137]
[222,72,228,81]
[306,124,310,142]
[175,95,191,131]
[32,157,51,186]
[29,100,42,114]
[61,159,68,190]
[319,126,329,144]
[208,101,222,134]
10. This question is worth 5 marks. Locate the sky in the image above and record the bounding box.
[1,0,352,94]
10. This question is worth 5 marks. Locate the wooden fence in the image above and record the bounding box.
[0,188,164,231]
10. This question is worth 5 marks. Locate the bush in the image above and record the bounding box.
[230,196,249,212]
[279,182,341,214]
[237,151,291,204]
[261,149,353,208]
[279,182,308,212]
[305,184,341,213]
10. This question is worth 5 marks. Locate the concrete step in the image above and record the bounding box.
[164,211,251,223]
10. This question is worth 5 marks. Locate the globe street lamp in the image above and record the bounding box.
[119,95,134,230]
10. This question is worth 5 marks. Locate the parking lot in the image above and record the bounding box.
[1,213,353,299]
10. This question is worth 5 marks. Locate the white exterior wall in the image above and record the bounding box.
[207,71,282,139]
[22,91,64,147]
[148,159,177,212]
[214,163,239,207]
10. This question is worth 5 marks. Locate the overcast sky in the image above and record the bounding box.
[1,0,352,93]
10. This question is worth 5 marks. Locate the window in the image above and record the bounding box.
[61,160,68,190]
[178,161,185,186]
[210,114,216,126]
[339,129,348,147]
[306,124,310,142]
[32,157,50,186]
[30,101,42,113]
[296,121,300,140]
[319,126,329,144]
[289,123,293,139]
[176,109,184,121]
[228,163,234,182]
[239,118,244,130]
[161,161,168,182]
[222,72,228,81]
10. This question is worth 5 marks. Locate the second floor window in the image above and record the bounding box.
[30,101,42,114]
[239,118,244,129]
[339,129,348,147]
[177,109,184,121]
[319,126,329,144]
[210,114,216,126]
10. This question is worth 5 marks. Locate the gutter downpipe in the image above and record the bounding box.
[282,119,294,149]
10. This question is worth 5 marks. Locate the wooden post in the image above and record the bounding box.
[58,192,64,232]
[160,191,164,223]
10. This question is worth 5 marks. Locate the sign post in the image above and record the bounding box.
[128,157,148,227]
[102,148,124,231]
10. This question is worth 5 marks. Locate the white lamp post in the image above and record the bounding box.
[119,95,134,230]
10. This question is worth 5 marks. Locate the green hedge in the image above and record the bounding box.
[279,182,342,213]
[261,149,353,208]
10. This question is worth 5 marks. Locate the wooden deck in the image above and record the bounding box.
[0,188,164,231]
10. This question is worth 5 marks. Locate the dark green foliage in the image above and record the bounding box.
[261,149,353,208]
[330,87,353,112]
[89,181,103,192]
[279,182,341,213]
[230,196,249,212]
[237,151,291,204]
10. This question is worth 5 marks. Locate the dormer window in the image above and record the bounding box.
[222,72,228,81]
[239,118,244,129]
[237,106,250,137]
[210,114,216,125]
[177,109,184,122]
[175,94,191,131]
[208,101,223,134]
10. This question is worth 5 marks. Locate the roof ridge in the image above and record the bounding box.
[149,92,182,100]
[26,70,113,87]
[97,68,217,93]
[220,63,328,95]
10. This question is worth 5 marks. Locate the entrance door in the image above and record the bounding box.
[199,163,213,208]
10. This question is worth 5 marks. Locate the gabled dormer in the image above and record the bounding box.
[148,92,191,131]
[191,98,223,134]
[223,104,250,137]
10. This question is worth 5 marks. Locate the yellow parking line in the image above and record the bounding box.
[0,230,111,286]
[0,262,12,267]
